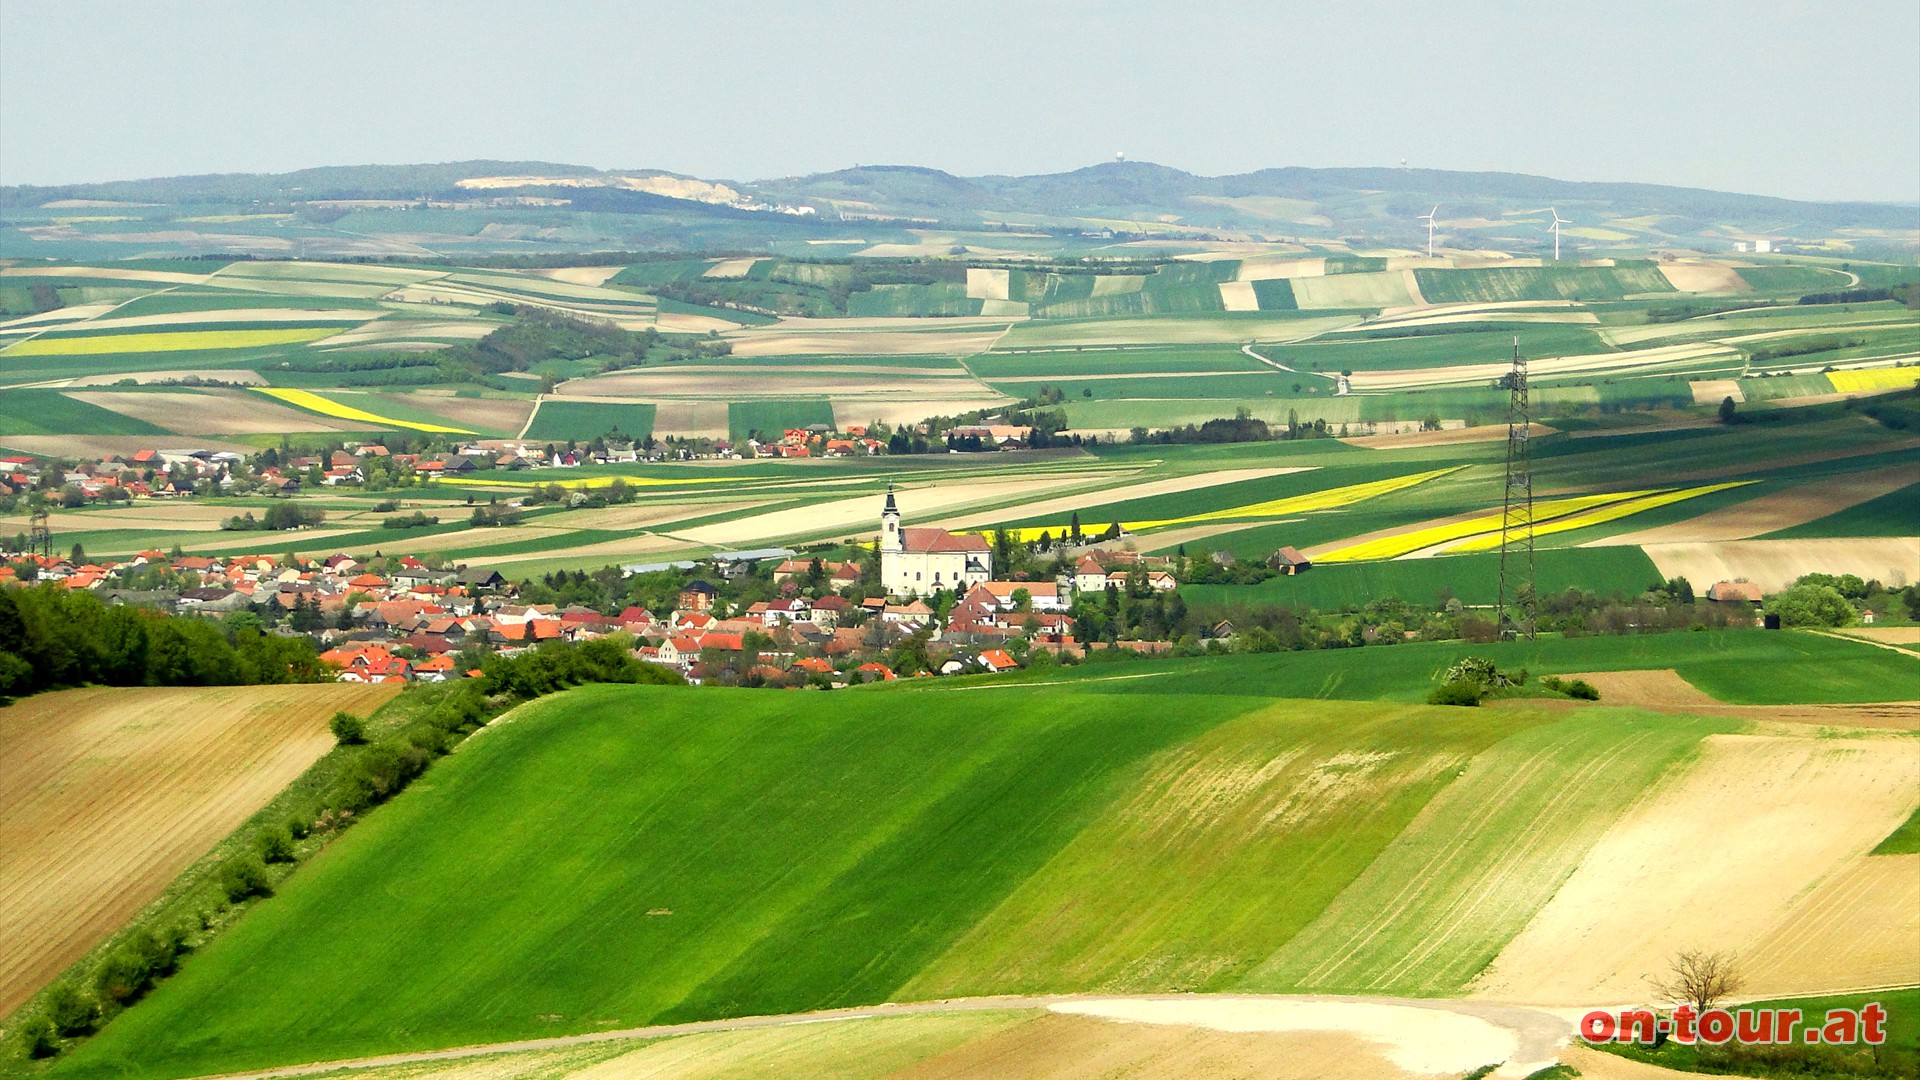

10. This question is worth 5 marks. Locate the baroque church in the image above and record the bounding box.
[878,486,992,598]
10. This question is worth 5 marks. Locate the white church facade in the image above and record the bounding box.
[879,486,992,598]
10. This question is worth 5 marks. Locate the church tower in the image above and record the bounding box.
[880,484,903,554]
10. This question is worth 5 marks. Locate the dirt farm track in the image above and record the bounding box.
[0,683,399,1016]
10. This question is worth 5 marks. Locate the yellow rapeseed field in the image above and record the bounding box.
[253,388,476,435]
[1316,491,1653,563]
[1446,482,1755,553]
[1828,367,1920,394]
[1,327,338,356]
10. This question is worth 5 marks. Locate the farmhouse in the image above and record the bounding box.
[1707,580,1764,603]
[879,487,991,598]
[1268,546,1313,574]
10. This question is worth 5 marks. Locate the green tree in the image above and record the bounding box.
[1767,583,1856,627]
[1718,395,1738,424]
[330,711,367,745]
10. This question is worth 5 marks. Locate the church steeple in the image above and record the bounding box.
[880,483,902,554]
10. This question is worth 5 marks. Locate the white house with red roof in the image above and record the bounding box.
[878,487,991,598]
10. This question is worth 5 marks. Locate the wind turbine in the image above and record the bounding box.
[1547,207,1571,260]
[1419,205,1439,259]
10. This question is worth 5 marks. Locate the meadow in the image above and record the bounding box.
[523,400,657,442]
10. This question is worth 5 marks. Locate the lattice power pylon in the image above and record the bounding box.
[1495,338,1536,641]
[27,506,52,559]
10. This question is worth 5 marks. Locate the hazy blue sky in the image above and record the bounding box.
[3,1,1916,202]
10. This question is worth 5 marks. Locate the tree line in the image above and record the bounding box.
[0,585,329,700]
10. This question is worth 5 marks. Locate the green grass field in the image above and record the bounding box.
[1270,324,1613,372]
[522,400,657,442]
[1734,264,1855,294]
[963,346,1265,379]
[1180,547,1662,610]
[727,398,837,441]
[0,390,171,436]
[1414,264,1674,303]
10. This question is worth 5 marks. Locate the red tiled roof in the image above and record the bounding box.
[900,527,989,554]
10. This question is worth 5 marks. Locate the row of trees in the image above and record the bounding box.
[0,585,329,700]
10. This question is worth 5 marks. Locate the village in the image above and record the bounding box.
[0,468,1200,687]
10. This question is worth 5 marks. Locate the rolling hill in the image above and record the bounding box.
[49,635,1919,1080]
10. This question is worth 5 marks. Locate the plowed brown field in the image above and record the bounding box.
[0,682,399,1015]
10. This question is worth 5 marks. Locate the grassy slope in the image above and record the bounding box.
[1241,709,1736,995]
[897,700,1533,997]
[45,630,1915,1078]
[55,682,1237,1078]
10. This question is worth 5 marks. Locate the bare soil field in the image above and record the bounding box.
[0,434,257,457]
[1237,257,1326,281]
[667,475,1101,546]
[52,368,268,387]
[1688,378,1745,405]
[1473,733,1920,1003]
[1642,536,1920,593]
[701,257,759,279]
[39,308,375,333]
[0,683,400,1016]
[478,533,692,567]
[557,370,994,399]
[1743,853,1920,996]
[1217,281,1260,311]
[67,388,382,435]
[724,328,1009,357]
[1840,627,1920,645]
[653,310,741,334]
[0,265,211,285]
[965,267,1011,301]
[1048,998,1543,1077]
[650,401,731,438]
[1595,466,1917,545]
[832,398,1015,430]
[530,266,626,287]
[1346,342,1735,391]
[1659,262,1751,293]
[1340,423,1553,450]
[1558,670,1920,730]
[1559,1044,1756,1080]
[0,501,245,534]
[380,393,534,434]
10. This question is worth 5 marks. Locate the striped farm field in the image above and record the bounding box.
[1829,366,1920,393]
[0,684,402,1018]
[253,388,476,434]
[1243,710,1735,996]
[1313,491,1651,563]
[1444,482,1755,552]
[987,467,1462,542]
[1316,482,1750,562]
[0,328,341,357]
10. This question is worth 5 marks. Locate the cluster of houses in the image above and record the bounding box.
[744,425,886,459]
[0,450,237,501]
